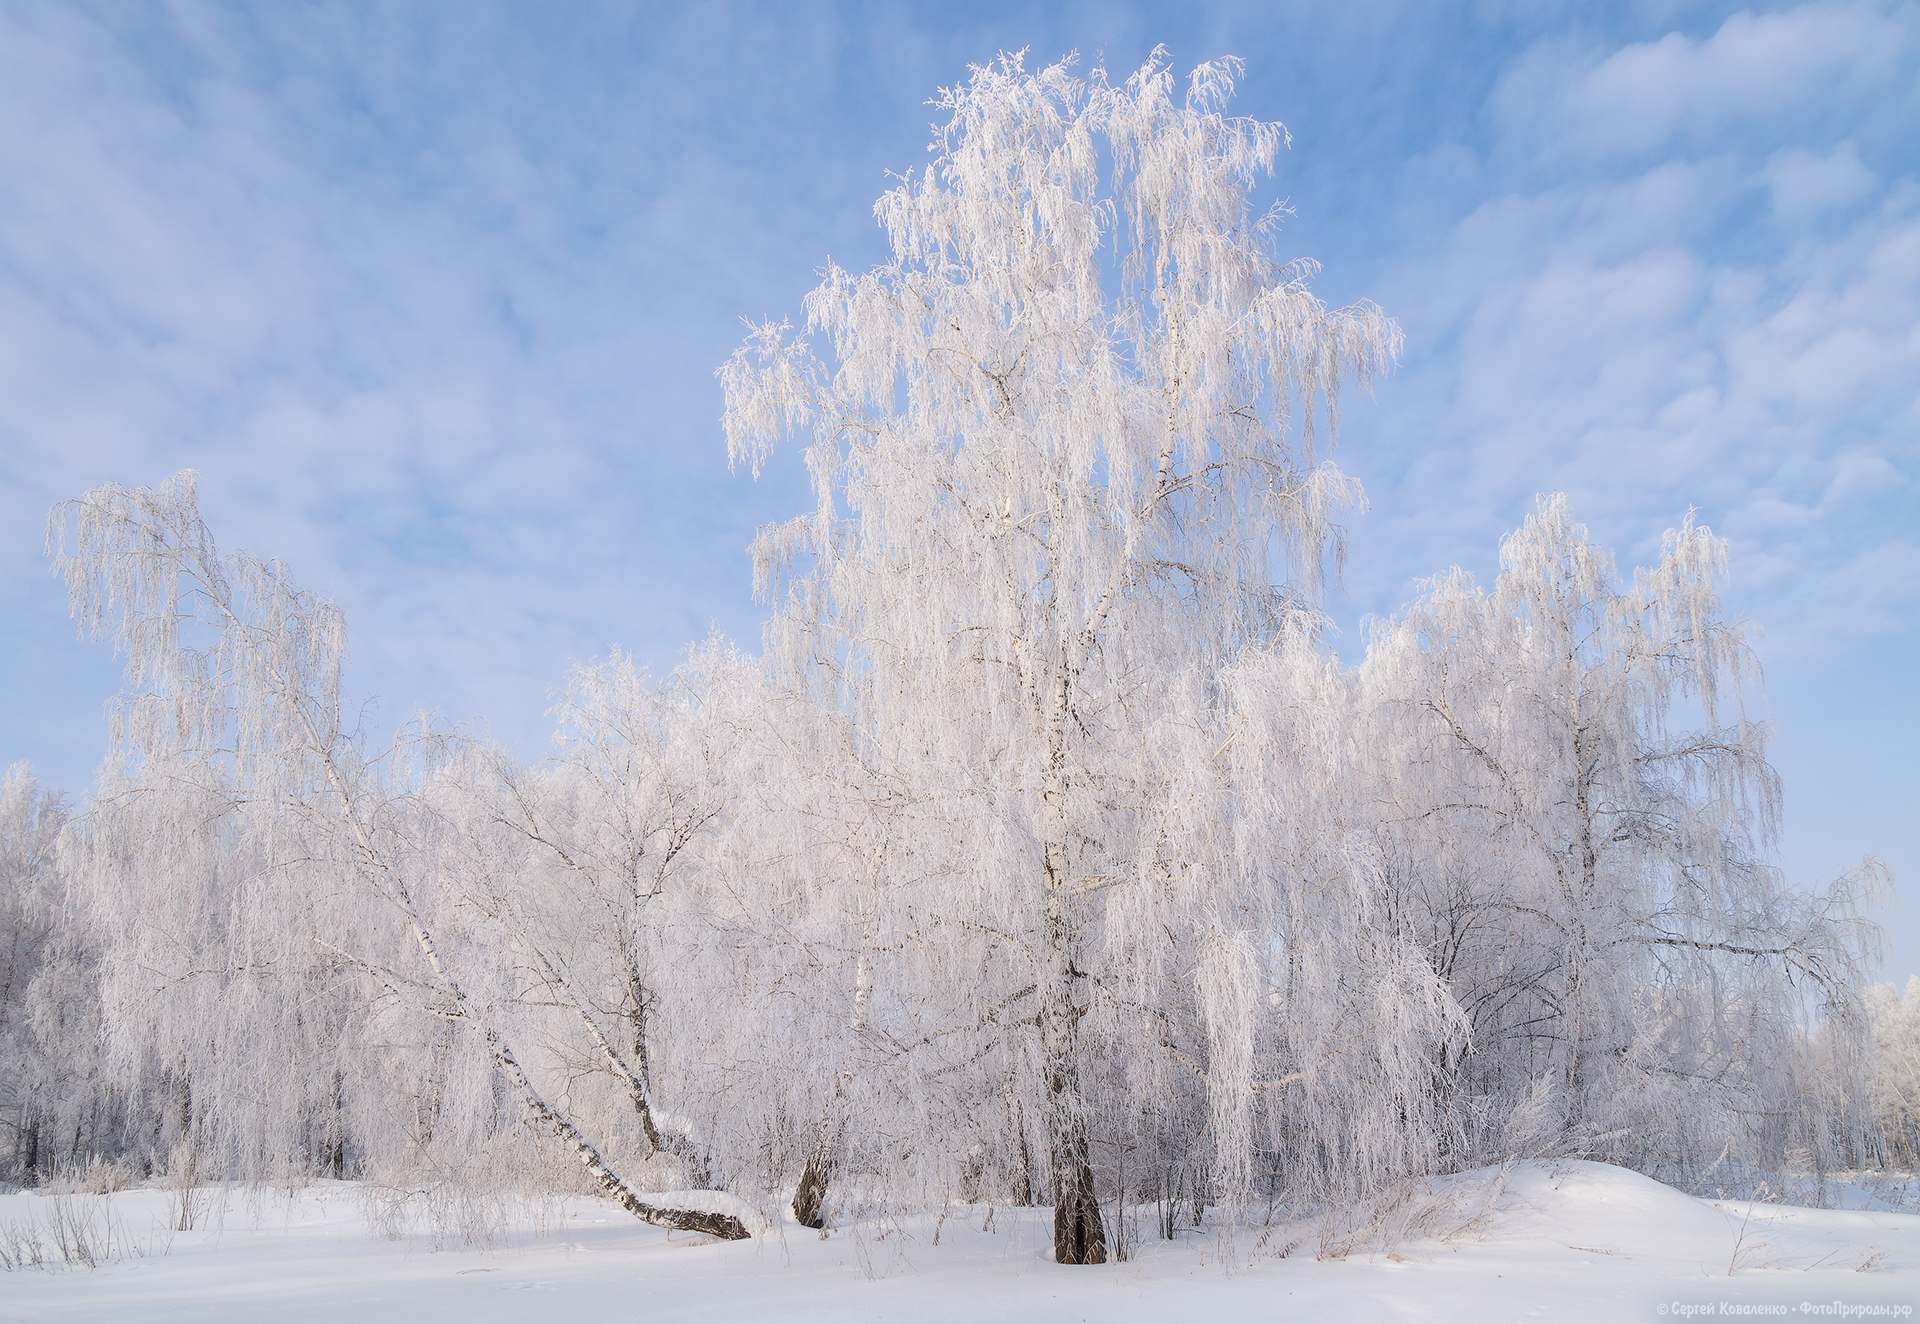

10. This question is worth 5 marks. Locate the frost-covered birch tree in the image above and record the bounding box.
[0,764,84,1183]
[721,50,1401,1261]
[434,645,765,1199]
[1865,979,1920,1167]
[1359,496,1882,1176]
[50,473,755,1238]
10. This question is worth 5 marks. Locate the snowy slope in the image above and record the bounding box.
[2,1163,1914,1322]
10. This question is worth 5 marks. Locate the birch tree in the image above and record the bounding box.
[1865,979,1920,1167]
[439,645,757,1195]
[1360,495,1882,1174]
[51,473,754,1237]
[0,764,79,1182]
[721,50,1400,1261]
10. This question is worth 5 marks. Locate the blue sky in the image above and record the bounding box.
[2,1,1914,977]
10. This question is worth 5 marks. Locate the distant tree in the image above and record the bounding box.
[1863,979,1920,1167]
[0,764,73,1182]
[1360,495,1882,1174]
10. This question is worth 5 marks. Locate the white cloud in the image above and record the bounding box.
[1765,141,1879,224]
[0,3,879,782]
[1493,2,1916,164]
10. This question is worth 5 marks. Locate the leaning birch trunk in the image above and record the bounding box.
[484,1028,749,1240]
[381,866,746,1240]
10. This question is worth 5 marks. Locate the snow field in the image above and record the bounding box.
[2,1162,1915,1323]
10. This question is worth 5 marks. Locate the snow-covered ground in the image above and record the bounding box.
[2,1163,1915,1322]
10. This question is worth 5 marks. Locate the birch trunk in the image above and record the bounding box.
[1041,657,1106,1264]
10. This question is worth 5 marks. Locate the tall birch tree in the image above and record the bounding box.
[721,50,1399,1262]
